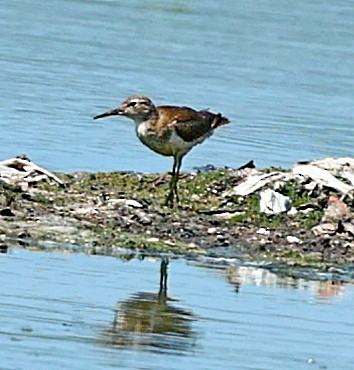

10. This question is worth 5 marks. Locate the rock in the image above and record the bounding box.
[0,244,8,253]
[190,194,201,201]
[73,205,99,216]
[287,207,298,215]
[237,160,256,170]
[312,223,338,236]
[146,237,159,243]
[257,228,270,235]
[207,227,218,234]
[342,222,354,236]
[135,212,152,225]
[322,195,352,223]
[0,207,15,217]
[214,212,243,220]
[259,189,292,214]
[164,240,176,246]
[110,199,143,209]
[286,235,301,244]
[126,199,144,208]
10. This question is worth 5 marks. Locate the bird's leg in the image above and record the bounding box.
[165,155,183,207]
[165,159,177,207]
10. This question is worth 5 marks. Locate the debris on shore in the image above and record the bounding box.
[0,155,353,268]
[0,155,64,190]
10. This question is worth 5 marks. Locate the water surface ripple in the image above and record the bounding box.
[0,249,353,369]
[1,0,353,172]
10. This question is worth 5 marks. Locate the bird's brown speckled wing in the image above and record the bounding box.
[156,106,229,142]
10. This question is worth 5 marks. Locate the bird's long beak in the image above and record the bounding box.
[93,107,124,120]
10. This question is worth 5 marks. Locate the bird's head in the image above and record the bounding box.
[94,95,157,123]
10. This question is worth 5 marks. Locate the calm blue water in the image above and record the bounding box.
[1,2,354,368]
[1,0,353,173]
[0,248,353,370]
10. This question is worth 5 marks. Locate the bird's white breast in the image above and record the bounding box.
[136,121,149,138]
[135,121,209,157]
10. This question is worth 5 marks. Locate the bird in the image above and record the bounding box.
[94,95,230,207]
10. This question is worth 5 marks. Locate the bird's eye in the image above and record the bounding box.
[128,101,137,107]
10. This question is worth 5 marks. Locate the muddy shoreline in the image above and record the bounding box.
[1,156,353,272]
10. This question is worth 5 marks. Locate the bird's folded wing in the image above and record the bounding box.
[156,106,211,142]
[172,117,213,142]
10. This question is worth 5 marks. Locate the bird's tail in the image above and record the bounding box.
[211,113,230,128]
[200,110,230,129]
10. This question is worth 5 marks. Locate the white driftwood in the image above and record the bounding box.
[259,189,292,214]
[302,157,354,187]
[343,171,354,186]
[227,172,289,197]
[309,157,354,173]
[0,157,64,187]
[293,165,353,194]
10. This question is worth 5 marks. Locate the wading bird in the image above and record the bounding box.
[94,95,229,207]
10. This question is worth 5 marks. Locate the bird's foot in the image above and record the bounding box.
[165,190,179,208]
[165,192,175,208]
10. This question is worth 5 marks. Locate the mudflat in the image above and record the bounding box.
[0,156,353,271]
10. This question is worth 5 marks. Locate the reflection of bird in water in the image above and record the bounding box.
[100,257,196,353]
[160,256,168,290]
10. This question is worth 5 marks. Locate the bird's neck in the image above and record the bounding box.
[132,110,159,128]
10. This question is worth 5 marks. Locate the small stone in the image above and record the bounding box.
[188,242,198,249]
[286,235,301,244]
[322,195,351,223]
[190,194,201,201]
[164,240,176,246]
[0,244,8,253]
[214,212,243,220]
[287,207,298,215]
[257,227,270,235]
[312,223,338,236]
[207,227,217,234]
[146,237,159,243]
[111,199,143,208]
[299,207,315,214]
[343,222,354,235]
[17,231,31,239]
[136,212,152,225]
[125,199,143,208]
[0,208,15,217]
